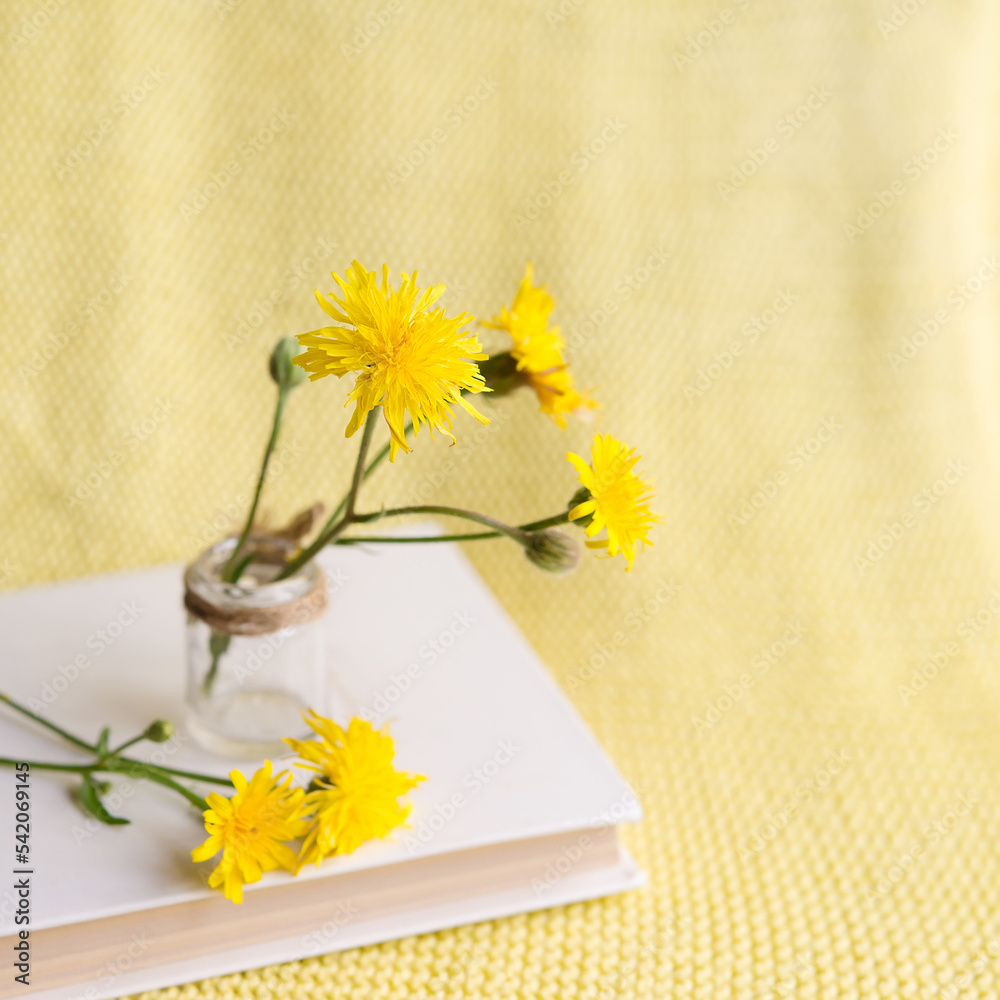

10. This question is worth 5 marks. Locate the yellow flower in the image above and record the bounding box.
[286,712,424,866]
[485,263,597,427]
[295,261,489,460]
[567,434,659,571]
[191,761,310,904]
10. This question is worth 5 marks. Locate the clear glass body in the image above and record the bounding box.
[185,536,325,759]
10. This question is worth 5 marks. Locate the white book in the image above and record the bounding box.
[0,528,643,1000]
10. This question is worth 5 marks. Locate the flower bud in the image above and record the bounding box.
[269,336,308,389]
[144,719,175,743]
[524,529,581,574]
[567,486,594,528]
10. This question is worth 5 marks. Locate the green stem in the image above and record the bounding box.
[106,758,209,811]
[275,409,380,580]
[222,385,290,582]
[335,510,572,545]
[108,733,146,756]
[202,631,231,697]
[0,693,96,753]
[358,505,534,546]
[0,692,233,788]
[337,532,499,544]
[0,753,232,788]
[0,758,96,773]
[115,756,235,787]
[303,417,411,564]
[517,511,573,532]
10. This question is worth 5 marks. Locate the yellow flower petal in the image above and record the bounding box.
[489,264,598,426]
[567,434,660,571]
[193,760,310,904]
[295,261,489,459]
[286,711,424,867]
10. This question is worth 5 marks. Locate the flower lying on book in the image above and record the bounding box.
[0,693,421,905]
[192,714,424,902]
[286,712,425,864]
[191,762,310,905]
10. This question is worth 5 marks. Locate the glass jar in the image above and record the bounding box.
[184,535,326,759]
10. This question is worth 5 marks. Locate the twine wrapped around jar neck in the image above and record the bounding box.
[183,567,328,636]
[183,514,329,636]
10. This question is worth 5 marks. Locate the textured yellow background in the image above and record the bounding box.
[4,1,1000,997]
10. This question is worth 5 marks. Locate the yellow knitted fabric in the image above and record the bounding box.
[4,1,1000,997]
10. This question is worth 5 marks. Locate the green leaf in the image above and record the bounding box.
[79,773,130,825]
[96,726,110,757]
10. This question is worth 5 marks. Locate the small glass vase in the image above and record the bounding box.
[184,535,326,759]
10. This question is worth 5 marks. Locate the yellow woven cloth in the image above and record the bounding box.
[4,1,1000,997]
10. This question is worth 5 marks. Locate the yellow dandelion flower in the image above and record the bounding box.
[286,712,424,866]
[567,434,659,571]
[485,263,597,427]
[191,761,310,904]
[295,261,489,460]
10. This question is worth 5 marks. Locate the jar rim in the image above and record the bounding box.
[186,534,321,610]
